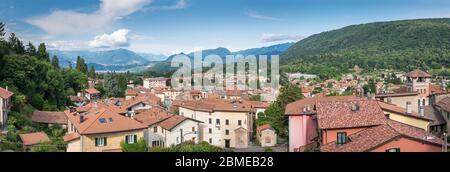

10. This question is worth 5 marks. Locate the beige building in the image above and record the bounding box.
[256,124,277,147]
[143,77,168,89]
[63,102,147,152]
[178,99,254,148]
[378,102,432,130]
[0,87,13,132]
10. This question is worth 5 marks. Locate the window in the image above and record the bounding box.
[153,126,158,133]
[95,137,107,147]
[216,119,220,125]
[386,148,400,152]
[423,99,426,106]
[265,136,271,144]
[225,130,229,135]
[192,127,195,132]
[209,128,212,134]
[208,118,212,124]
[125,135,137,144]
[225,119,229,125]
[336,132,347,145]
[238,120,242,126]
[209,138,212,143]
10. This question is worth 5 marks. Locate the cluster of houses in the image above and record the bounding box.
[287,69,450,152]
[2,68,449,152]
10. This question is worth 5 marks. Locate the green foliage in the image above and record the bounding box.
[250,94,262,101]
[258,84,303,138]
[281,19,450,79]
[31,94,44,110]
[29,141,60,152]
[363,79,377,94]
[89,66,96,79]
[121,138,148,152]
[51,55,60,69]
[264,147,273,152]
[149,141,229,152]
[37,43,49,62]
[76,56,88,74]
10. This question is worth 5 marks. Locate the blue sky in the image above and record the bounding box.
[1,0,450,55]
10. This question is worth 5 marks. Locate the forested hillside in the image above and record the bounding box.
[281,18,450,79]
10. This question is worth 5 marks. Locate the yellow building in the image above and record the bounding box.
[63,102,147,152]
[378,102,432,131]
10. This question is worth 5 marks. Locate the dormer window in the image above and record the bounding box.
[337,132,347,145]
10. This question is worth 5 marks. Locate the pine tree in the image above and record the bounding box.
[0,22,5,39]
[51,55,60,69]
[8,33,25,54]
[37,43,50,62]
[89,66,96,79]
[76,56,88,74]
[26,42,37,56]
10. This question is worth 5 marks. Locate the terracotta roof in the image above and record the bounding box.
[85,88,100,94]
[378,102,432,121]
[121,93,161,109]
[133,108,173,126]
[125,89,138,96]
[69,96,87,102]
[405,69,432,78]
[429,84,447,95]
[285,95,359,115]
[159,115,193,131]
[257,124,274,133]
[316,100,387,129]
[320,120,443,152]
[375,92,419,98]
[64,103,147,135]
[436,97,450,112]
[226,90,243,96]
[246,101,269,108]
[0,87,14,99]
[63,132,80,142]
[19,132,50,146]
[32,111,68,125]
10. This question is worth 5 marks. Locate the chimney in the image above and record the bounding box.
[351,103,360,111]
[79,115,85,123]
[419,106,425,117]
[5,86,8,91]
[387,97,392,104]
[406,101,412,114]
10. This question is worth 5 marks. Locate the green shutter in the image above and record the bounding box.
[95,138,98,147]
[104,137,107,146]
[125,136,129,144]
[134,135,137,143]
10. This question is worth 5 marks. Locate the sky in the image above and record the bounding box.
[1,0,450,55]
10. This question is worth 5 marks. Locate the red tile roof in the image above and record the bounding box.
[285,95,359,115]
[378,102,432,121]
[69,96,87,102]
[125,89,138,96]
[257,124,274,133]
[158,115,191,131]
[316,100,387,129]
[64,103,147,135]
[32,111,68,125]
[405,69,432,78]
[85,88,100,94]
[320,120,444,152]
[179,99,252,113]
[63,132,80,142]
[429,84,447,95]
[0,87,14,99]
[133,108,173,126]
[436,97,450,112]
[19,132,50,146]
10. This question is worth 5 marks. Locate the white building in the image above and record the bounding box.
[178,99,254,149]
[134,108,201,147]
[0,87,13,132]
[143,77,168,89]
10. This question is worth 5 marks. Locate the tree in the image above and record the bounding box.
[0,22,5,39]
[51,55,60,69]
[276,84,303,110]
[89,66,96,79]
[149,141,228,152]
[250,94,262,101]
[8,33,25,54]
[121,138,148,152]
[26,42,37,56]
[29,141,60,152]
[76,56,88,74]
[37,43,50,62]
[103,73,121,98]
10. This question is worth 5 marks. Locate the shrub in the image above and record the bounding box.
[121,138,148,152]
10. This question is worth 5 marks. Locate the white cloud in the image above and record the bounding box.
[47,40,89,51]
[261,33,305,43]
[27,0,153,35]
[245,10,283,21]
[89,29,131,48]
[143,0,187,11]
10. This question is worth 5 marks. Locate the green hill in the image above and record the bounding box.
[281,18,450,79]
